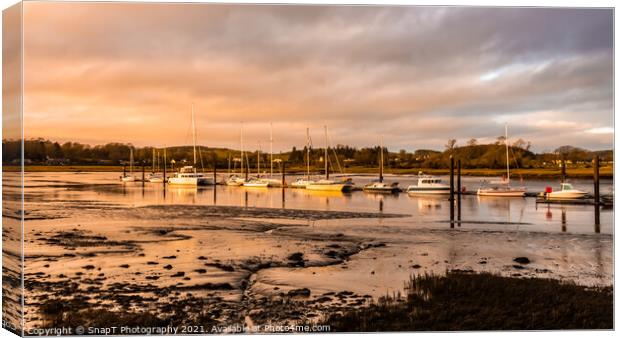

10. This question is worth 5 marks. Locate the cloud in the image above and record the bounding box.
[20,3,613,151]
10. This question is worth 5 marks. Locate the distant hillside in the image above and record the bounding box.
[2,138,613,170]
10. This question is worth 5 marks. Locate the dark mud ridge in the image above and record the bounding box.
[135,205,410,221]
[323,271,613,331]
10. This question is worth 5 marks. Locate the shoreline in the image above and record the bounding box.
[3,165,613,179]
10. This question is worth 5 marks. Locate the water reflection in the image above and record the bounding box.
[23,172,614,235]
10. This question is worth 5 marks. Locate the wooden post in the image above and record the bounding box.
[122,165,126,177]
[163,149,167,189]
[449,156,455,227]
[561,159,566,182]
[142,162,145,184]
[245,166,249,181]
[457,159,462,224]
[213,165,217,185]
[282,161,286,186]
[593,155,600,229]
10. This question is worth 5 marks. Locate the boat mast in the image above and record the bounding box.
[191,103,197,168]
[270,123,274,178]
[324,125,328,180]
[152,148,156,174]
[379,136,384,183]
[505,123,510,183]
[240,123,244,175]
[306,127,310,180]
[130,148,133,174]
[257,141,261,176]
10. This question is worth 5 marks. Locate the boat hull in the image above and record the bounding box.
[168,177,214,186]
[477,188,526,197]
[407,187,450,195]
[306,183,353,192]
[546,191,588,199]
[121,176,135,182]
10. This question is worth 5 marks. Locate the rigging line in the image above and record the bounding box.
[326,132,344,174]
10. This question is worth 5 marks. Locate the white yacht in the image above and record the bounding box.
[291,128,316,189]
[477,124,526,197]
[363,137,399,193]
[168,104,214,186]
[407,173,450,195]
[306,126,355,192]
[120,148,136,182]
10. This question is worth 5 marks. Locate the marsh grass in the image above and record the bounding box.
[324,272,613,331]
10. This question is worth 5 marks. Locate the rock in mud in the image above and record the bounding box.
[163,264,173,270]
[513,257,531,264]
[288,288,311,297]
[171,271,185,277]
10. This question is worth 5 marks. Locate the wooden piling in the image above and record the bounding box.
[142,163,145,184]
[593,155,600,228]
[282,161,286,186]
[122,165,126,177]
[457,159,462,223]
[213,165,217,185]
[561,159,566,182]
[163,149,167,188]
[449,156,455,227]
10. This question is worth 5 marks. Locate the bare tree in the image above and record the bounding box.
[467,138,478,147]
[445,139,457,151]
[495,136,506,145]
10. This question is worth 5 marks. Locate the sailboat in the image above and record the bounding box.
[227,124,247,186]
[168,104,214,186]
[291,127,316,188]
[120,148,136,182]
[477,124,526,197]
[244,142,269,187]
[306,126,354,192]
[148,148,165,183]
[263,123,284,187]
[363,137,399,193]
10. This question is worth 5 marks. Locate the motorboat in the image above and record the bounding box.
[407,173,450,195]
[168,166,214,186]
[545,183,588,200]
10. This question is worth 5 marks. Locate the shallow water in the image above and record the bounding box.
[13,172,614,330]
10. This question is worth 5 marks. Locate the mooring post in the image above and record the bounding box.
[561,159,566,182]
[449,156,455,227]
[593,155,600,229]
[142,162,145,185]
[457,159,462,224]
[122,165,126,178]
[245,166,249,181]
[213,165,217,185]
[282,161,286,186]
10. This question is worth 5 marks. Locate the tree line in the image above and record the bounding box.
[2,138,613,170]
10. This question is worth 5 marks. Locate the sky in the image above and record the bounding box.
[20,3,613,152]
